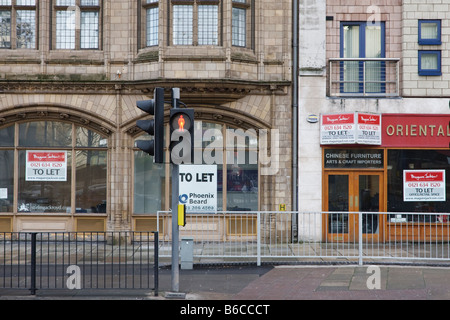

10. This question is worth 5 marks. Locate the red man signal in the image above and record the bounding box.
[178,115,185,132]
[170,108,194,164]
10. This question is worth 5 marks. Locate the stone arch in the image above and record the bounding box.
[123,104,271,136]
[0,104,116,135]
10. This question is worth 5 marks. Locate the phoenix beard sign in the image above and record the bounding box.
[179,165,217,213]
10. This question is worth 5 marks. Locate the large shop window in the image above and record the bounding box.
[388,149,450,221]
[133,121,259,214]
[0,121,108,214]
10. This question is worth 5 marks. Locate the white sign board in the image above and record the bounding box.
[26,151,67,181]
[179,165,217,213]
[320,112,382,145]
[403,170,446,202]
[320,113,356,144]
[356,113,382,145]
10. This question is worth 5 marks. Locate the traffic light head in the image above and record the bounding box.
[170,108,194,164]
[135,87,165,163]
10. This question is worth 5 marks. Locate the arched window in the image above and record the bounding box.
[0,121,108,214]
[133,120,258,214]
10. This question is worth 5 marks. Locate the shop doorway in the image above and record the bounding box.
[324,171,384,242]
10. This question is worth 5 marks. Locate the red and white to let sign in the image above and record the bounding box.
[403,170,446,202]
[320,112,381,145]
[320,113,356,144]
[26,151,67,181]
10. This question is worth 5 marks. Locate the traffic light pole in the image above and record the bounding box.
[171,88,180,293]
[171,164,180,292]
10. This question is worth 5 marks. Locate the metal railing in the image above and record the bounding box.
[0,231,159,295]
[329,58,400,98]
[157,211,450,266]
[3,211,450,295]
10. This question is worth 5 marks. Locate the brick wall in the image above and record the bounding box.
[403,0,450,96]
[326,0,402,62]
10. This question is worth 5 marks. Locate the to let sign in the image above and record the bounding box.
[356,113,381,145]
[403,170,446,202]
[179,165,217,213]
[26,151,67,181]
[320,113,356,144]
[320,112,381,145]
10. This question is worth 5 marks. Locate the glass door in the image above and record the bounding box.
[325,171,383,242]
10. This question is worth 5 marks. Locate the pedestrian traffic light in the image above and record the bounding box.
[135,87,165,163]
[170,108,194,164]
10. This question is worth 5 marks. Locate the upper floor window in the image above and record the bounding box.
[53,0,101,50]
[340,22,385,94]
[139,0,159,48]
[171,0,220,46]
[0,0,37,49]
[418,50,441,76]
[418,20,441,45]
[232,0,248,47]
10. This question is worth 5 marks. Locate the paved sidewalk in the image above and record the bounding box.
[229,265,450,300]
[2,264,450,300]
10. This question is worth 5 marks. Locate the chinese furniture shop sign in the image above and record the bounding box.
[320,112,381,145]
[26,151,67,181]
[404,170,446,202]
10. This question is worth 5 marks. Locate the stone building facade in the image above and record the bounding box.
[0,0,292,233]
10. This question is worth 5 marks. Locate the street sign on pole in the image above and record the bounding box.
[179,165,217,213]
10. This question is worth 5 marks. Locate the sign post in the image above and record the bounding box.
[171,88,181,293]
[171,163,180,292]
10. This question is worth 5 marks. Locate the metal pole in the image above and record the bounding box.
[257,212,261,266]
[30,233,37,295]
[153,231,159,296]
[292,0,299,241]
[171,164,180,292]
[171,88,180,292]
[358,212,363,266]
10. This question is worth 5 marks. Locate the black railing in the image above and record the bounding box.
[0,231,159,296]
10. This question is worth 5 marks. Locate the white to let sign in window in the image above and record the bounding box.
[404,170,446,202]
[26,151,67,181]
